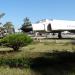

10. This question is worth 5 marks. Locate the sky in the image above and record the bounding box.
[0,0,75,31]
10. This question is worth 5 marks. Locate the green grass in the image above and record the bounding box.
[0,41,74,58]
[22,41,75,53]
[0,66,32,75]
[0,66,75,75]
[0,40,75,75]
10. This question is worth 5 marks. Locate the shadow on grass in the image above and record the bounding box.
[0,50,21,54]
[30,51,75,75]
[0,50,75,75]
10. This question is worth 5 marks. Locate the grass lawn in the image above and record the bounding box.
[0,41,74,58]
[0,40,75,75]
[0,40,75,59]
[0,66,33,75]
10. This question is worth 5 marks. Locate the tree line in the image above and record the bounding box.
[0,13,32,37]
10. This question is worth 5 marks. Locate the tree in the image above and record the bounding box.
[0,13,5,24]
[1,33,33,51]
[3,22,15,34]
[0,13,5,25]
[0,13,5,19]
[0,13,5,37]
[21,17,32,32]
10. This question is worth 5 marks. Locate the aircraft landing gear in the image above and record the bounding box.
[58,32,62,39]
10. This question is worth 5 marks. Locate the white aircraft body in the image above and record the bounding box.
[32,19,75,38]
[32,19,75,32]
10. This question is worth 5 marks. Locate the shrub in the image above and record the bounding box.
[0,39,2,46]
[1,33,33,51]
